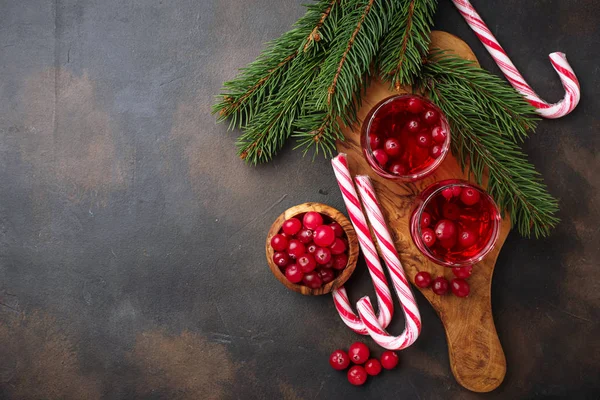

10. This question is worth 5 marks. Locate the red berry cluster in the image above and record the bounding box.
[329,343,399,386]
[414,265,473,297]
[368,96,448,176]
[271,211,349,289]
[418,184,497,266]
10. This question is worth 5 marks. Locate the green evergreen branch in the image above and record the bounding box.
[418,53,559,237]
[379,0,437,88]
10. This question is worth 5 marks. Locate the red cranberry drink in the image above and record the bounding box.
[410,180,501,267]
[361,95,451,181]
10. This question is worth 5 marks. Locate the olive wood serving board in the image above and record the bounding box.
[336,31,509,393]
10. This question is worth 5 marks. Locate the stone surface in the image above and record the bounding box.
[0,0,598,398]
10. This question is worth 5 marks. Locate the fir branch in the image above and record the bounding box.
[379,0,437,88]
[313,0,394,126]
[212,0,341,128]
[418,53,558,237]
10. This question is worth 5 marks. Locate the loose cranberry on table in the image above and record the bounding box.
[452,265,473,279]
[347,365,368,386]
[380,351,399,370]
[451,278,470,297]
[329,349,350,371]
[348,342,370,364]
[303,211,323,230]
[432,277,449,295]
[414,271,432,288]
[364,359,382,376]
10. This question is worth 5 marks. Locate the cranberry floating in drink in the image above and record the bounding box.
[410,180,501,267]
[361,95,451,181]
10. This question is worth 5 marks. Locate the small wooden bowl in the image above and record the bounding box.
[266,202,359,295]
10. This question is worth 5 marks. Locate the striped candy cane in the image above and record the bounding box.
[355,176,422,350]
[331,154,394,335]
[452,0,580,119]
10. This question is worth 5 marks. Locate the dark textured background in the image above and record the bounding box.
[0,0,598,399]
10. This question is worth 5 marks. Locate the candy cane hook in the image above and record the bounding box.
[331,154,394,335]
[452,0,580,119]
[355,176,421,350]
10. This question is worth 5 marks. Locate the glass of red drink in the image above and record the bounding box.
[410,180,501,267]
[361,94,451,181]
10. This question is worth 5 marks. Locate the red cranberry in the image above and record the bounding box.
[330,222,344,238]
[329,349,350,371]
[435,219,457,241]
[460,187,481,206]
[407,119,421,133]
[347,365,368,386]
[452,265,473,279]
[306,243,318,254]
[451,278,470,297]
[270,234,288,252]
[384,138,401,156]
[303,212,323,230]
[431,126,447,143]
[430,145,442,158]
[313,225,336,247]
[285,264,304,283]
[422,228,436,247]
[458,228,478,248]
[390,163,407,176]
[315,247,332,265]
[302,271,322,289]
[423,109,439,125]
[282,218,302,236]
[452,186,462,197]
[332,254,348,270]
[416,133,432,147]
[287,239,305,259]
[442,202,461,221]
[380,351,399,369]
[297,254,317,273]
[348,342,370,364]
[369,134,382,150]
[364,359,382,376]
[318,268,335,284]
[415,271,432,288]
[322,258,334,269]
[407,97,424,113]
[330,238,347,255]
[273,252,289,267]
[442,187,454,200]
[297,228,314,244]
[420,212,431,228]
[373,149,389,166]
[432,277,449,295]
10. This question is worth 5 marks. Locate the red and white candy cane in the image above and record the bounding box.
[354,176,422,350]
[452,0,580,119]
[331,154,394,334]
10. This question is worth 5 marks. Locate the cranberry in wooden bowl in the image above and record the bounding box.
[410,180,501,267]
[361,95,451,182]
[266,203,358,295]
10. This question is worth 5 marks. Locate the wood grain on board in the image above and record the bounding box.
[336,31,509,393]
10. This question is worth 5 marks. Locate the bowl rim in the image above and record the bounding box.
[265,202,359,295]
